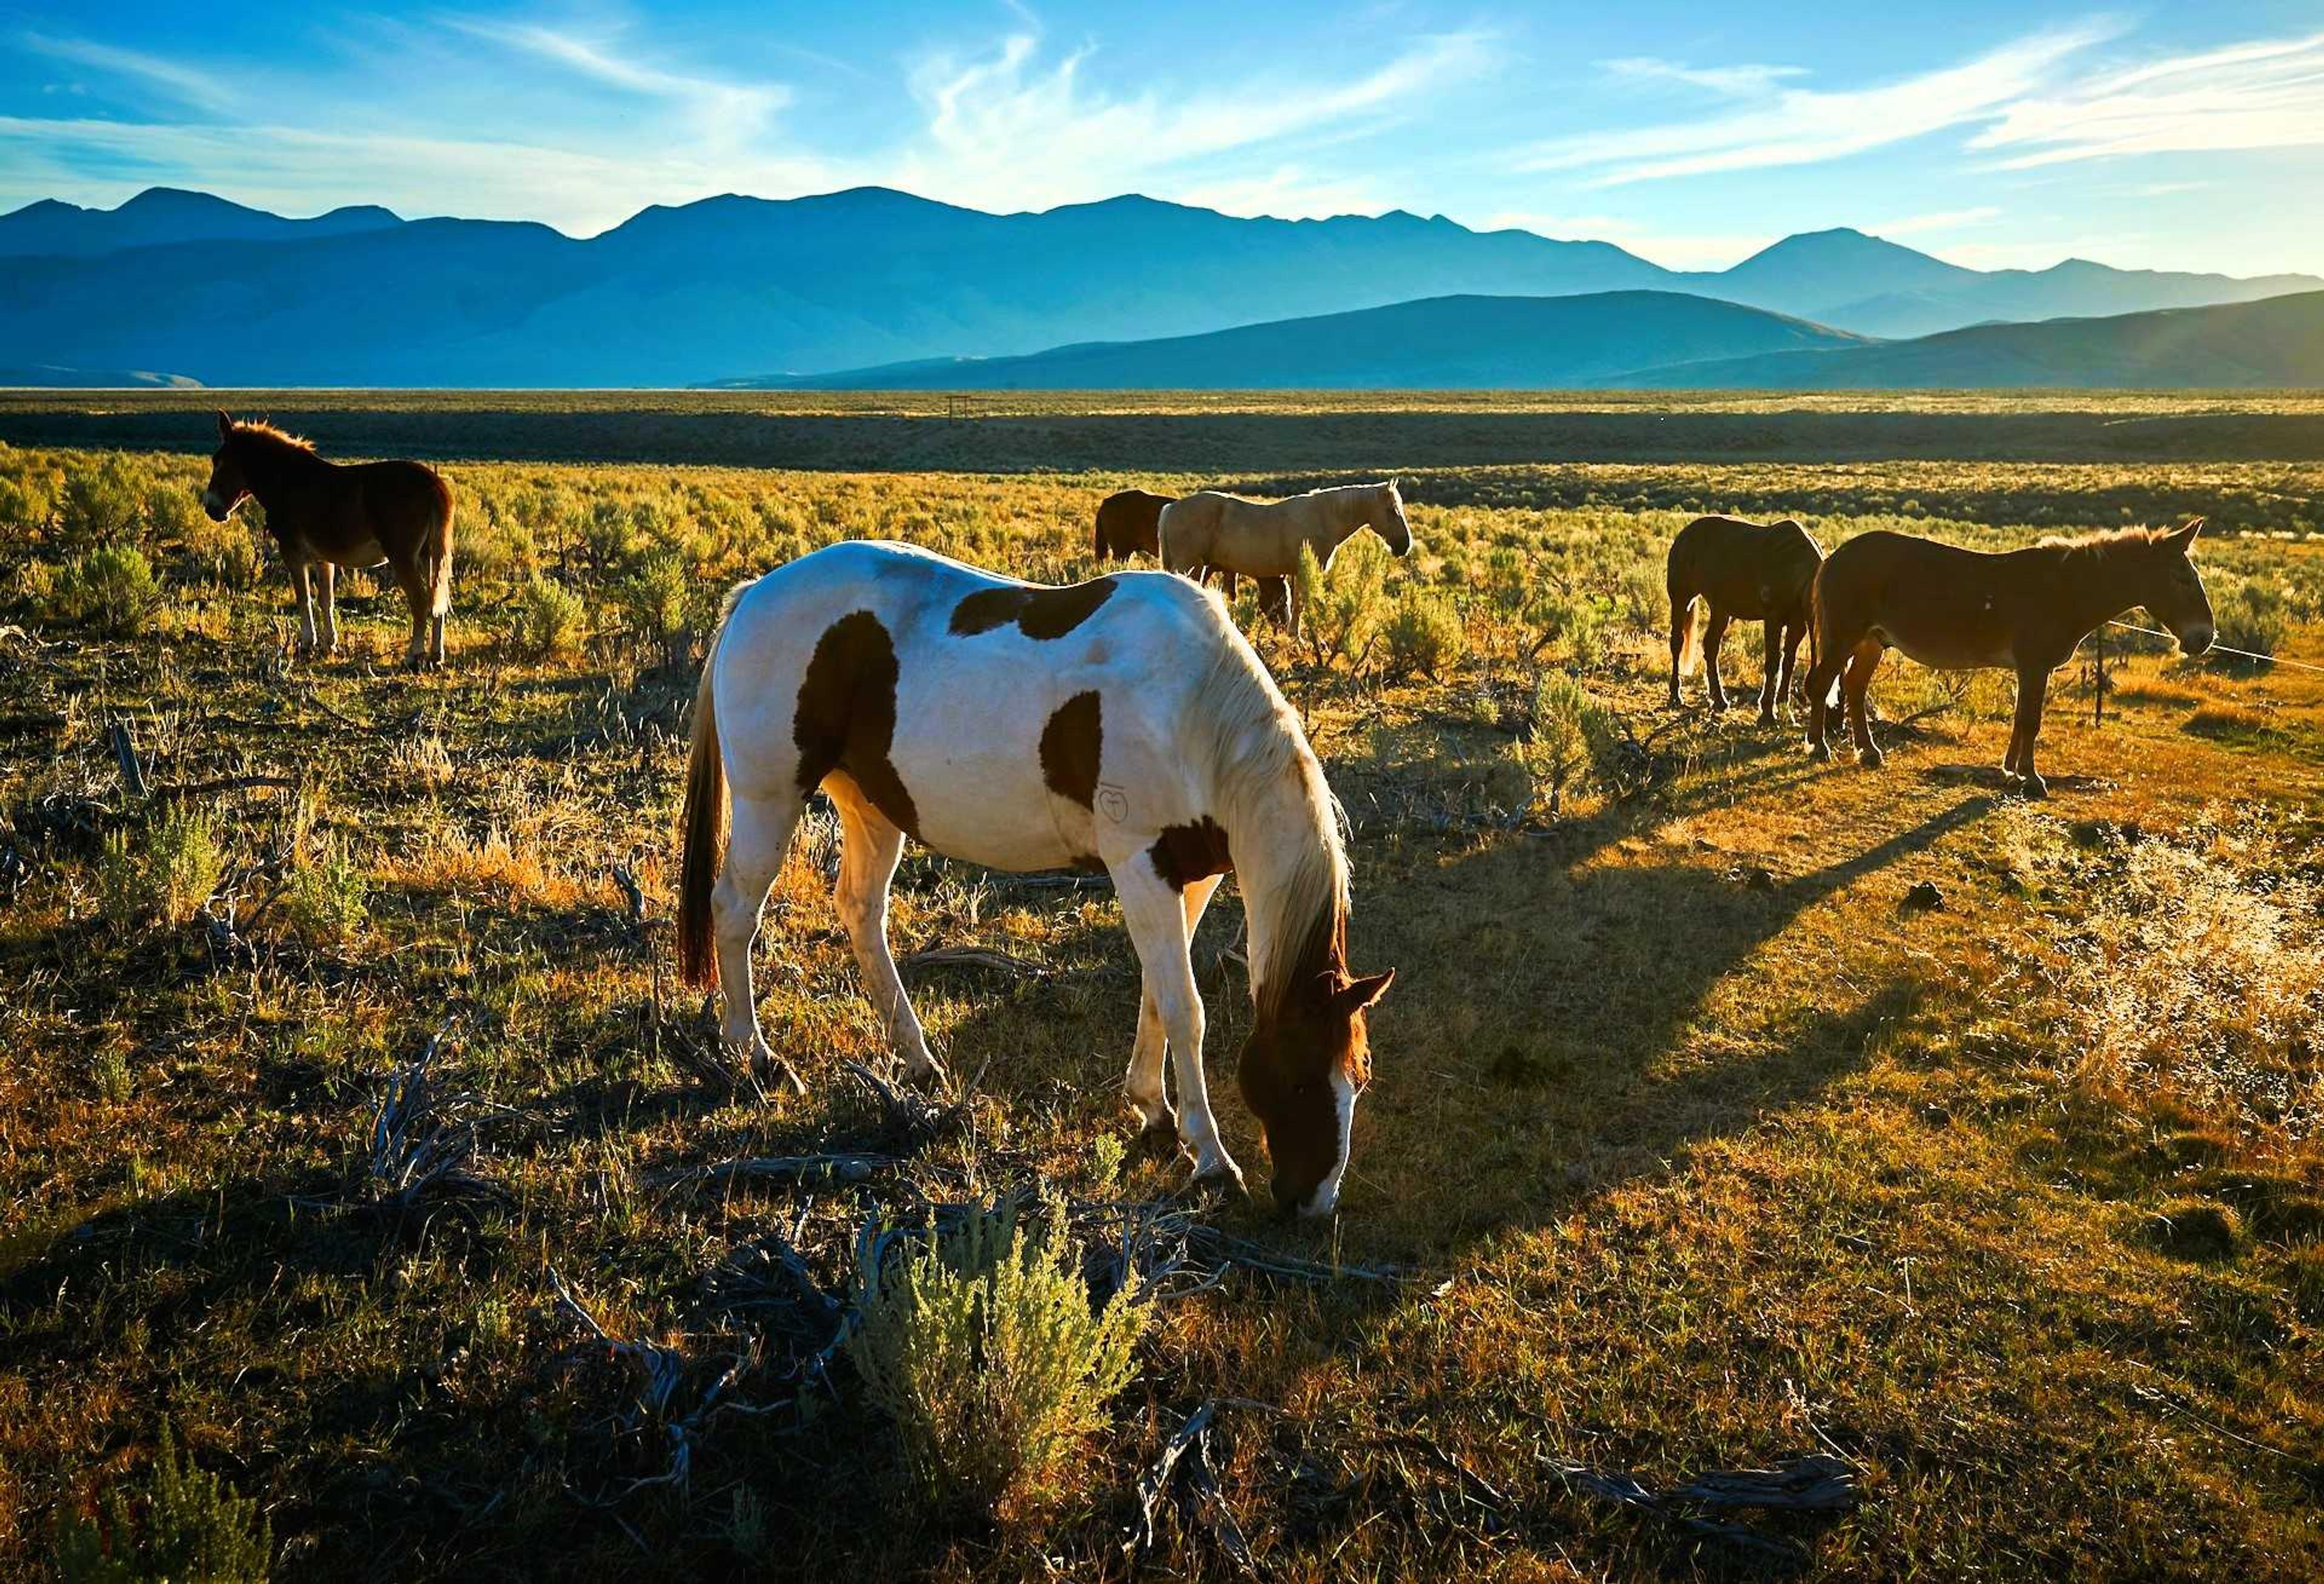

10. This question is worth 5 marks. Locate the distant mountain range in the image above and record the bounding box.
[1,186,2316,388]
[738,289,2324,391]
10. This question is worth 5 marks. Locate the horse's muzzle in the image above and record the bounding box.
[2179,624,2216,658]
[200,490,230,523]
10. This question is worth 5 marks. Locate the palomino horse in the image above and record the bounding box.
[1159,480,1414,636]
[677,540,1394,1216]
[1666,514,1825,724]
[1803,521,2214,795]
[202,413,455,667]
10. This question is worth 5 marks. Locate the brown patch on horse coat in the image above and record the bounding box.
[1039,690,1103,808]
[1149,816,1232,891]
[793,611,920,836]
[950,577,1118,639]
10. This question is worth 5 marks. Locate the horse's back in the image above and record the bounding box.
[350,459,454,538]
[1673,515,1820,617]
[713,542,1238,867]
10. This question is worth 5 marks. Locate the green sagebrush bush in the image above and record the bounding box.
[97,805,224,928]
[2205,576,2290,663]
[1516,670,1624,817]
[847,1200,1146,1516]
[1380,587,1466,681]
[53,1422,272,1583]
[31,545,162,636]
[505,572,586,660]
[280,835,369,946]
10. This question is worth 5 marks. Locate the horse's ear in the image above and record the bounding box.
[215,410,234,441]
[1333,968,1396,1016]
[2167,517,2205,552]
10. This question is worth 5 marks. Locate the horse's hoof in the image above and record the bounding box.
[1860,747,1886,770]
[1136,1117,1180,1159]
[2021,774,2047,799]
[1188,1156,1247,1198]
[1808,741,1833,764]
[1756,710,1777,728]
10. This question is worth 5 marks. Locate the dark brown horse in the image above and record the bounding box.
[202,412,455,667]
[1095,488,1172,561]
[1666,514,1824,724]
[1803,521,2214,794]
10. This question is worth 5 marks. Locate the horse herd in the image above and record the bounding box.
[194,414,2219,1216]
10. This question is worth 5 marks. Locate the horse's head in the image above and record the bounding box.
[1238,966,1394,1217]
[1376,480,1414,557]
[2141,518,2214,657]
[202,411,251,523]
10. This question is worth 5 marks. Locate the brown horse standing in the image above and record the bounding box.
[1666,514,1824,723]
[1803,522,2214,794]
[202,412,455,667]
[1095,489,1172,561]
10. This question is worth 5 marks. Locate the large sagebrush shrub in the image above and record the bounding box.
[53,1422,272,1583]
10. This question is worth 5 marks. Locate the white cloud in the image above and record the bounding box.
[1970,29,2324,168]
[451,19,789,154]
[1599,57,1807,98]
[1171,166,1390,221]
[21,31,237,114]
[1871,206,2003,237]
[1528,23,2117,184]
[892,26,1495,212]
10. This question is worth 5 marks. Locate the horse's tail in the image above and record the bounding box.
[1673,593,1702,675]
[425,473,455,618]
[677,618,728,990]
[1156,497,1200,577]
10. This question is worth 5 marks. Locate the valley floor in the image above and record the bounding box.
[1,433,2319,1580]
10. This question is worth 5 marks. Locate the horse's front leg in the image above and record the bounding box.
[1124,873,1224,1147]
[1780,622,1808,719]
[831,791,942,1087]
[1756,618,1781,725]
[1702,610,1733,712]
[1112,860,1241,1191]
[316,561,340,656]
[286,554,318,656]
[2009,664,2051,797]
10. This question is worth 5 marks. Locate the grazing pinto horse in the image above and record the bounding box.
[1804,522,2214,794]
[1094,489,1173,561]
[1159,480,1414,636]
[1666,514,1825,723]
[677,540,1394,1216]
[202,413,455,667]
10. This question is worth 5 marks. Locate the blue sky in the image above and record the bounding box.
[3,2,2321,275]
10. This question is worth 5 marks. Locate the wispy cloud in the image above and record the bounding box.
[1969,29,2324,168]
[1529,23,2116,184]
[894,25,1494,212]
[1871,206,2003,237]
[1599,57,1807,98]
[22,31,237,114]
[453,18,790,153]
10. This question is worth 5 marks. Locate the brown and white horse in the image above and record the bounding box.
[677,540,1394,1216]
[202,412,455,667]
[1803,521,2214,794]
[1158,480,1414,636]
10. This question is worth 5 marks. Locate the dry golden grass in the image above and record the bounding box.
[1,427,2320,1580]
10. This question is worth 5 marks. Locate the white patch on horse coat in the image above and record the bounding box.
[1302,1068,1358,1218]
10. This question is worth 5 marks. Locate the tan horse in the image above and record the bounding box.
[202,413,455,667]
[1803,521,2214,795]
[1158,480,1414,635]
[1666,514,1825,723]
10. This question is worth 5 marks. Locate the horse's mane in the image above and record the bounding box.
[2038,525,2171,557]
[227,419,318,456]
[1180,598,1348,1018]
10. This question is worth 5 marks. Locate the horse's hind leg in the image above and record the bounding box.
[714,786,807,1091]
[1843,640,1886,767]
[1666,586,1691,708]
[1111,858,1240,1191]
[1702,610,1733,712]
[1126,873,1223,1147]
[286,553,318,655]
[830,788,941,1085]
[1260,577,1292,629]
[396,566,431,668]
[1779,622,1808,721]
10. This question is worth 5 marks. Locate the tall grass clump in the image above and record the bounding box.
[34,545,162,635]
[53,1421,272,1583]
[847,1201,1147,1517]
[97,805,225,927]
[2057,839,2322,1136]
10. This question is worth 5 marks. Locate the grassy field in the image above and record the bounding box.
[1,407,2321,1580]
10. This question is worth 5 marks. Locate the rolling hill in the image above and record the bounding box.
[1626,290,2324,388]
[738,292,1871,390]
[0,186,2314,386]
